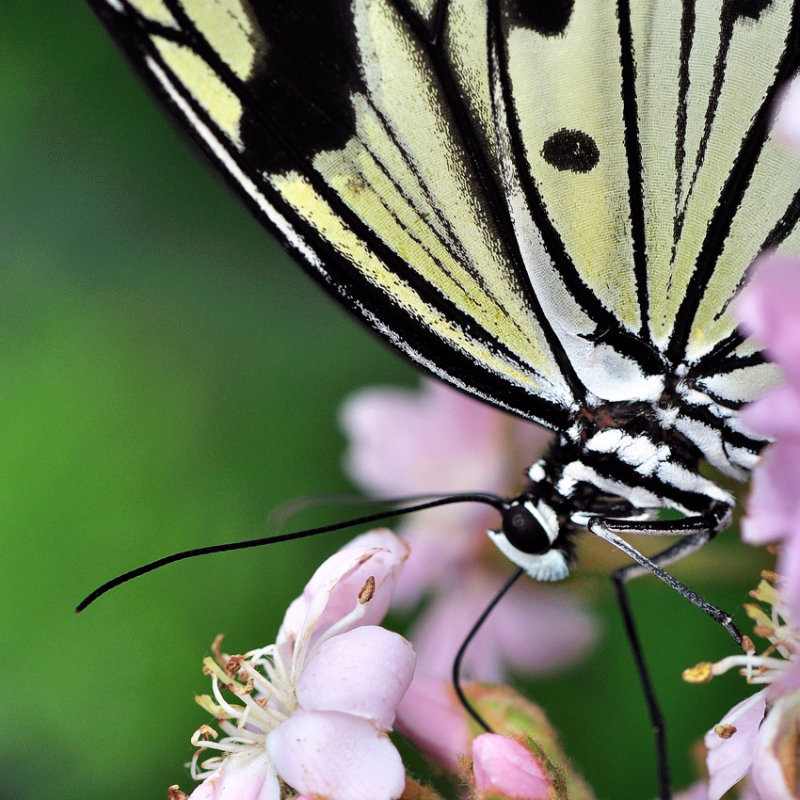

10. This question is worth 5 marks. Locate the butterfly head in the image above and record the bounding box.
[488,465,573,582]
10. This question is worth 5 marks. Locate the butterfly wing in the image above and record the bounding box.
[86,0,800,436]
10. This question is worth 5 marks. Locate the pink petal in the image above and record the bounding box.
[674,782,710,800]
[773,77,800,151]
[395,675,471,769]
[472,734,552,800]
[742,444,800,546]
[487,583,597,675]
[267,710,405,800]
[408,582,506,682]
[342,529,410,563]
[340,380,506,496]
[705,690,767,800]
[340,379,550,497]
[771,657,800,700]
[278,531,407,650]
[735,253,800,386]
[391,520,484,606]
[296,626,416,731]
[187,752,279,800]
[751,692,800,800]
[740,388,800,443]
[408,574,596,682]
[778,525,800,628]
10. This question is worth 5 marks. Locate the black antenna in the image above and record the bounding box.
[266,491,483,530]
[76,491,505,612]
[452,567,525,732]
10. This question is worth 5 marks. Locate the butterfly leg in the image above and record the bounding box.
[587,504,742,645]
[587,506,742,800]
[451,567,525,732]
[610,564,672,799]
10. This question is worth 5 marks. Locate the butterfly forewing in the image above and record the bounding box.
[88,0,799,464]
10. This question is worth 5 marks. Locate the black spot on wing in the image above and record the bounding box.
[238,1,365,174]
[506,0,574,36]
[725,0,773,21]
[541,129,599,173]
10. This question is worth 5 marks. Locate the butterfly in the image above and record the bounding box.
[83,0,800,795]
[85,0,799,582]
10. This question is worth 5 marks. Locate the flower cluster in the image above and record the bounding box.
[682,573,800,800]
[736,249,800,626]
[169,529,588,800]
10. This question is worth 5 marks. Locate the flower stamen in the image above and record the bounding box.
[684,574,799,689]
[179,533,413,800]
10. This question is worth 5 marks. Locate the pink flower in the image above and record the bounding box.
[684,576,800,800]
[340,380,597,680]
[472,734,553,800]
[705,692,768,800]
[735,72,800,628]
[394,675,471,769]
[182,530,415,800]
[736,253,800,622]
[773,76,800,151]
[341,379,550,603]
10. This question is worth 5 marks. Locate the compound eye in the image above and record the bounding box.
[502,504,551,555]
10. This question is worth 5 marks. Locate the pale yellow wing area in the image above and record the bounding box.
[309,0,559,387]
[634,0,800,357]
[504,3,639,332]
[444,0,800,368]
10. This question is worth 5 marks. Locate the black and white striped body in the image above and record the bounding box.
[490,370,762,581]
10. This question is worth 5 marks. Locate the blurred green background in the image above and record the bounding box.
[1,4,767,799]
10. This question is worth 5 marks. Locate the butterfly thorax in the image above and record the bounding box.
[488,394,736,582]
